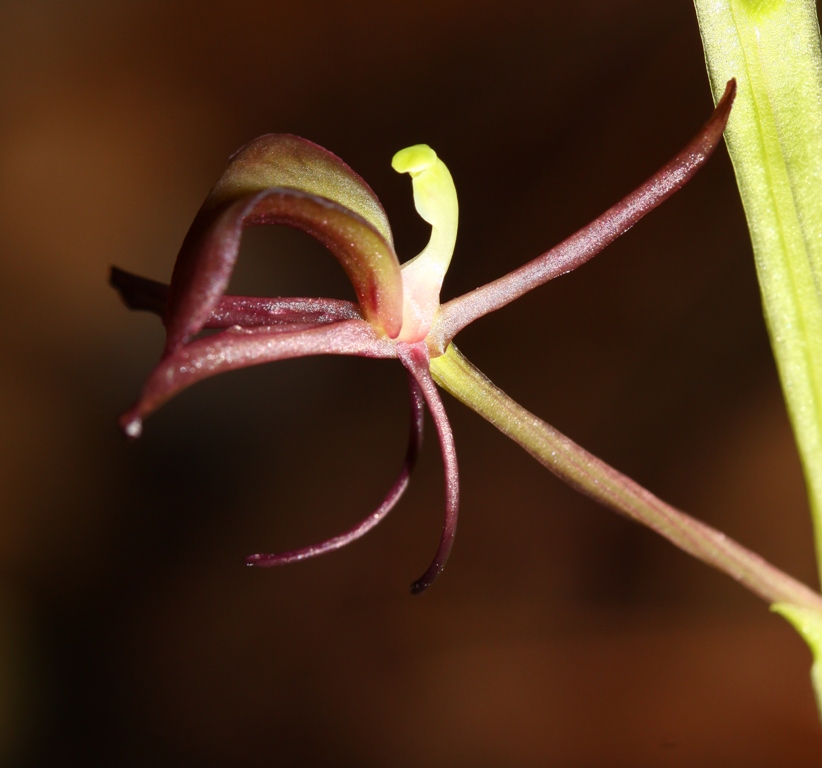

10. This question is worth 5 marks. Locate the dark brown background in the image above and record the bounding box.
[2,0,822,765]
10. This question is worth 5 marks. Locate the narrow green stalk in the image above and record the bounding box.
[693,0,822,585]
[431,344,822,613]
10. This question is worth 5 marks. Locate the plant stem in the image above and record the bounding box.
[431,344,822,613]
[693,0,822,585]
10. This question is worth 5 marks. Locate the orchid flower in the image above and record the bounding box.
[113,80,822,609]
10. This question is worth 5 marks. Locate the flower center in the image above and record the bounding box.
[392,145,458,343]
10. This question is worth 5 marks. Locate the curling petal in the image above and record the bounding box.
[120,319,396,438]
[246,373,425,567]
[208,134,394,243]
[164,135,404,352]
[396,341,459,593]
[165,188,403,352]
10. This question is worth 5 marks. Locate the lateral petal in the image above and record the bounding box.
[120,319,396,438]
[110,266,362,328]
[246,373,424,567]
[396,341,459,593]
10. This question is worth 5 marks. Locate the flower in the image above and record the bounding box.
[112,81,735,593]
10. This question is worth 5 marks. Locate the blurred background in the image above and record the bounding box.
[2,0,822,765]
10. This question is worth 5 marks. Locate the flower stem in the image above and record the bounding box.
[431,344,822,613]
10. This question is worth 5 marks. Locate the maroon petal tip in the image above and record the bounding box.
[110,266,169,316]
[410,569,442,595]
[119,410,143,440]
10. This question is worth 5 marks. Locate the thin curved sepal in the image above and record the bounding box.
[434,79,737,344]
[111,266,363,327]
[120,319,397,438]
[396,341,459,594]
[246,372,425,567]
[164,135,404,352]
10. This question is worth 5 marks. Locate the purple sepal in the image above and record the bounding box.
[120,319,396,438]
[397,343,459,594]
[246,373,424,567]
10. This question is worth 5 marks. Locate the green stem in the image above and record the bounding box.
[431,344,822,613]
[693,0,822,585]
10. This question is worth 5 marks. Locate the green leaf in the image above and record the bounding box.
[694,0,822,583]
[772,602,822,718]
